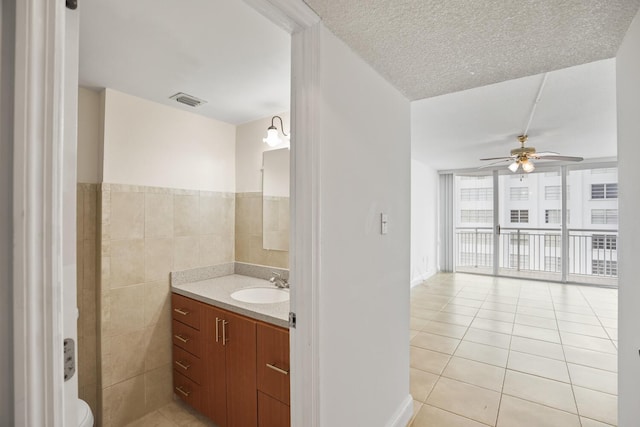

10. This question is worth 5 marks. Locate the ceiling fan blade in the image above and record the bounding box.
[536,155,584,162]
[480,156,514,161]
[531,151,559,157]
[478,159,513,168]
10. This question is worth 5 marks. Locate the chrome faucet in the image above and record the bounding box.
[269,271,289,289]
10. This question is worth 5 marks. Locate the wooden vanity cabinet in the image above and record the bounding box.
[171,292,289,427]
[257,323,290,427]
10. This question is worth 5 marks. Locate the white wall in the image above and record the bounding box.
[410,159,439,286]
[616,9,640,426]
[317,25,412,426]
[102,88,236,192]
[0,0,15,424]
[77,87,102,183]
[236,112,290,193]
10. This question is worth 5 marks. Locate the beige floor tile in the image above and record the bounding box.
[481,301,517,313]
[411,404,488,427]
[409,330,419,341]
[507,351,570,382]
[515,306,556,319]
[410,400,423,425]
[410,346,451,375]
[427,377,500,425]
[555,311,601,326]
[558,320,609,339]
[580,416,616,427]
[421,320,468,339]
[514,313,558,330]
[497,395,581,427]
[560,332,617,354]
[449,297,484,308]
[563,346,617,372]
[463,328,511,349]
[470,318,514,334]
[442,356,505,392]
[503,370,577,413]
[410,367,439,402]
[411,331,460,355]
[510,336,565,361]
[512,323,561,343]
[555,303,595,315]
[125,411,176,427]
[431,311,475,327]
[573,386,618,426]
[455,341,509,368]
[567,363,617,395]
[598,317,617,328]
[411,306,440,320]
[441,303,480,316]
[157,401,199,426]
[604,327,617,340]
[476,309,516,323]
[517,298,554,309]
[410,317,429,331]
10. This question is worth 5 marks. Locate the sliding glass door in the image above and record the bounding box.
[452,164,617,286]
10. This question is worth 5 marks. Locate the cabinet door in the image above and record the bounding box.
[257,323,290,404]
[225,310,257,427]
[258,391,290,427]
[205,306,228,427]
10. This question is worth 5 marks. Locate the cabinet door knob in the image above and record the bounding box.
[266,363,289,375]
[175,385,191,397]
[174,308,190,316]
[175,360,191,370]
[174,334,190,343]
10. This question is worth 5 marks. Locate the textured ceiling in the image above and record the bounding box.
[304,0,640,100]
[79,0,290,124]
[411,59,617,170]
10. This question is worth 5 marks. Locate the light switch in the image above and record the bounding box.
[381,213,388,235]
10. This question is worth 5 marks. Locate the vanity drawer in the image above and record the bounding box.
[174,371,203,413]
[172,319,203,358]
[173,345,203,385]
[172,293,203,330]
[257,323,290,404]
[258,391,290,427]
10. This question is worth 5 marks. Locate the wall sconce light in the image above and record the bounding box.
[263,116,289,147]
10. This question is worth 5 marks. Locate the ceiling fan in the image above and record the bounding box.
[479,73,584,173]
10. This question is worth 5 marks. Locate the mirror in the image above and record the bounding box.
[262,148,290,251]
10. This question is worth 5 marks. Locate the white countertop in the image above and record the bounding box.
[171,274,290,328]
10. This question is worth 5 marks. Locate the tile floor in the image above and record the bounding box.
[125,399,218,427]
[409,273,618,427]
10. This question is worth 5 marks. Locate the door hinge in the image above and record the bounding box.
[66,0,78,10]
[288,312,296,329]
[63,338,75,381]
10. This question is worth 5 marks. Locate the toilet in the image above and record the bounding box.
[77,399,94,427]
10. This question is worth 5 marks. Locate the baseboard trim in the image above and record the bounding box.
[385,394,414,427]
[410,271,436,288]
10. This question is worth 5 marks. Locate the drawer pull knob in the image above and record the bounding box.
[175,386,191,397]
[266,363,289,375]
[174,308,190,316]
[175,360,191,370]
[174,334,190,343]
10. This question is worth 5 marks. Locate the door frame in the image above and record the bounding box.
[14,0,323,425]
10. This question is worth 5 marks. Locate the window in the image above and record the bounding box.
[545,209,562,224]
[591,209,618,224]
[510,210,529,223]
[461,188,493,201]
[544,256,562,272]
[510,187,529,201]
[509,255,529,269]
[592,260,618,276]
[545,171,560,177]
[591,168,617,174]
[591,183,618,199]
[592,234,617,250]
[459,175,492,181]
[545,185,560,200]
[461,209,493,223]
[545,234,561,248]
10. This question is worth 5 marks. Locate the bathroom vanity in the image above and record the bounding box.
[171,274,290,427]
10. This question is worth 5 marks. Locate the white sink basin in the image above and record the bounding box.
[230,287,289,304]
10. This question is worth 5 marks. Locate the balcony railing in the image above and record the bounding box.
[455,227,618,286]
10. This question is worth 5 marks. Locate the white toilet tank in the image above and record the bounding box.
[77,399,94,427]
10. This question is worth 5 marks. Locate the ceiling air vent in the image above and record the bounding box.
[169,92,207,108]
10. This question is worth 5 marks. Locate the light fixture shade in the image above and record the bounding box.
[508,161,520,173]
[522,159,535,173]
[263,127,282,147]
